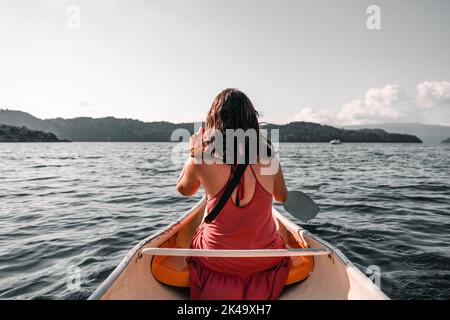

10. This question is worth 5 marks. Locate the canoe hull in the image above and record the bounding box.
[89,199,388,300]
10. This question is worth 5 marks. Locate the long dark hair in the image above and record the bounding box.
[203,88,273,164]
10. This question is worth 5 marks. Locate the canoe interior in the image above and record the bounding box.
[90,199,388,300]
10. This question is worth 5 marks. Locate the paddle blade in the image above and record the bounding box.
[283,191,320,222]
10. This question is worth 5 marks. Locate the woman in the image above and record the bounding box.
[176,88,290,300]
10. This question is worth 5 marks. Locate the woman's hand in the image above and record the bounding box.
[190,127,205,158]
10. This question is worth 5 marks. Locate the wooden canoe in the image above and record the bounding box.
[89,198,389,300]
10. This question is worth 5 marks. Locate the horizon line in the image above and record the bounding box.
[1,108,450,128]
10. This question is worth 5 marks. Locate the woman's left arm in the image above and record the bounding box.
[176,157,201,196]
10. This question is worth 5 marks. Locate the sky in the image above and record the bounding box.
[0,0,449,125]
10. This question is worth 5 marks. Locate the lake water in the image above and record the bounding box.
[0,142,449,299]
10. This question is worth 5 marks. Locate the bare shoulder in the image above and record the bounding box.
[252,158,281,178]
[193,160,229,177]
[183,157,213,177]
[184,157,199,171]
[249,158,281,195]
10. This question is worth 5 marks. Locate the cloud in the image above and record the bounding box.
[416,81,450,108]
[292,84,406,125]
[290,81,450,125]
[291,107,336,124]
[79,100,91,108]
[337,85,405,124]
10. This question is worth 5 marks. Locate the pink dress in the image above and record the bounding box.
[189,165,291,300]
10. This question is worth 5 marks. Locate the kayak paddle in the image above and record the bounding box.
[283,191,320,222]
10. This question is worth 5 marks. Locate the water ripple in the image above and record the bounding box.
[0,142,449,299]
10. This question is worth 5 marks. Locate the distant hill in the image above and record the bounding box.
[0,110,193,142]
[263,122,421,143]
[344,122,450,144]
[0,124,69,142]
[441,137,450,143]
[0,109,422,143]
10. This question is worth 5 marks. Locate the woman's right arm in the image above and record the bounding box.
[273,163,288,203]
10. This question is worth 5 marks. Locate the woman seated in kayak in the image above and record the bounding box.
[176,88,290,300]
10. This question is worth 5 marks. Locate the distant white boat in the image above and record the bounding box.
[329,139,342,145]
